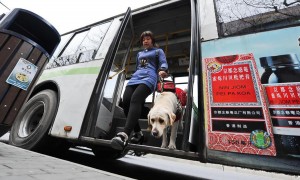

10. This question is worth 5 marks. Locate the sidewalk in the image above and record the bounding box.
[0,142,133,180]
[143,154,300,180]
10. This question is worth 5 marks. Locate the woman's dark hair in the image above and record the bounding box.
[140,31,156,46]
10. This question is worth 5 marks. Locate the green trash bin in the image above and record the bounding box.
[0,8,60,136]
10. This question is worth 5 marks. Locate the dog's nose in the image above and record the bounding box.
[152,131,159,137]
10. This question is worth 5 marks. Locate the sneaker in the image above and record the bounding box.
[130,131,144,144]
[111,132,128,150]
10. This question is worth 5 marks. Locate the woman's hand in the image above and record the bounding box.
[159,70,168,78]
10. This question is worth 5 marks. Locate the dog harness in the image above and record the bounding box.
[154,49,187,122]
[157,79,186,122]
[174,88,186,122]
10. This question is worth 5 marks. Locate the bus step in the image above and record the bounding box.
[115,127,184,149]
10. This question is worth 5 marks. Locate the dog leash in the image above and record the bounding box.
[159,76,164,92]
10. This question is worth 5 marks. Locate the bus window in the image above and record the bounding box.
[215,0,300,36]
[78,22,111,52]
[77,21,111,63]
[47,30,89,66]
[102,19,133,111]
[46,33,73,69]
[61,30,89,57]
[51,33,73,61]
[48,21,112,68]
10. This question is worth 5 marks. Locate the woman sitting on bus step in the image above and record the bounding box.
[111,31,168,150]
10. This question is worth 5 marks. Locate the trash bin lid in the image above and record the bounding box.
[0,8,61,58]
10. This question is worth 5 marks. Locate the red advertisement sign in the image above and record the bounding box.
[264,84,300,106]
[263,83,300,137]
[211,63,257,103]
[204,54,276,156]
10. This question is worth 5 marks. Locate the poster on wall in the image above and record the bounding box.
[201,26,300,157]
[204,53,276,156]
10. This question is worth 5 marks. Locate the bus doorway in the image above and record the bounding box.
[91,0,194,155]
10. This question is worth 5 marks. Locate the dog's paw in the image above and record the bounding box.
[161,143,168,149]
[168,143,176,150]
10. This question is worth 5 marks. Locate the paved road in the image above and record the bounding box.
[0,142,133,180]
[52,147,299,180]
[1,134,299,180]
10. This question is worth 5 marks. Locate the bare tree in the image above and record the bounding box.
[283,0,300,6]
[215,0,300,36]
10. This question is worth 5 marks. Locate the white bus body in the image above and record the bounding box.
[9,0,300,175]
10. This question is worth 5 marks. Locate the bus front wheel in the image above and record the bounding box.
[9,89,62,153]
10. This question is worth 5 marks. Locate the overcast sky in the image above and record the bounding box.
[0,0,163,34]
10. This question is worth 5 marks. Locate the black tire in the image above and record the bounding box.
[9,89,62,152]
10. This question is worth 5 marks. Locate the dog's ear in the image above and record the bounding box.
[168,112,176,126]
[147,112,152,131]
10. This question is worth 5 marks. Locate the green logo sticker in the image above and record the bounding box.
[250,130,271,149]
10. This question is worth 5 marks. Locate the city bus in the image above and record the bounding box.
[8,0,300,175]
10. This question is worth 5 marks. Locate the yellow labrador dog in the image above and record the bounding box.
[148,91,179,149]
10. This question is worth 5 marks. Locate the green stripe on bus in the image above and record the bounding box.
[39,67,101,80]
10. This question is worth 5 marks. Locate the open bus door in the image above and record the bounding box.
[185,0,207,162]
[80,8,134,141]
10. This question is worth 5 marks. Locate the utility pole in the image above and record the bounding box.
[0,1,10,10]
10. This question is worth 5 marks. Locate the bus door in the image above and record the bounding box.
[176,0,206,162]
[80,8,134,139]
